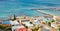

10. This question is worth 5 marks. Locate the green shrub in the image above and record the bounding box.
[48,22,51,26]
[30,22,33,24]
[51,19,55,22]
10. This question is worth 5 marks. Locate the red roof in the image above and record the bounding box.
[16,28,27,31]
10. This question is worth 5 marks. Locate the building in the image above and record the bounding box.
[43,15,53,22]
[55,16,60,22]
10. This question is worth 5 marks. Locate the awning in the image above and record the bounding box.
[2,21,10,24]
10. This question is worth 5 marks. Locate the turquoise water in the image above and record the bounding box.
[42,29,49,31]
[0,10,60,20]
[40,10,60,16]
[0,10,46,20]
[0,0,60,19]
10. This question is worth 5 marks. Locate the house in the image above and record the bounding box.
[43,15,53,22]
[49,27,55,31]
[16,27,27,31]
[55,16,60,22]
[12,25,24,31]
[9,20,19,26]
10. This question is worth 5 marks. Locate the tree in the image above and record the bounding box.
[48,22,51,27]
[13,14,16,20]
[6,27,12,31]
[22,24,28,28]
[32,25,39,31]
[0,25,6,31]
[51,19,55,22]
[10,14,16,21]
[57,26,60,31]
[30,22,33,24]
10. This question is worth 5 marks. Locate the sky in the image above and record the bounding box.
[0,0,60,19]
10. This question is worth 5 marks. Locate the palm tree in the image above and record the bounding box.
[10,15,16,21]
[13,14,16,20]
